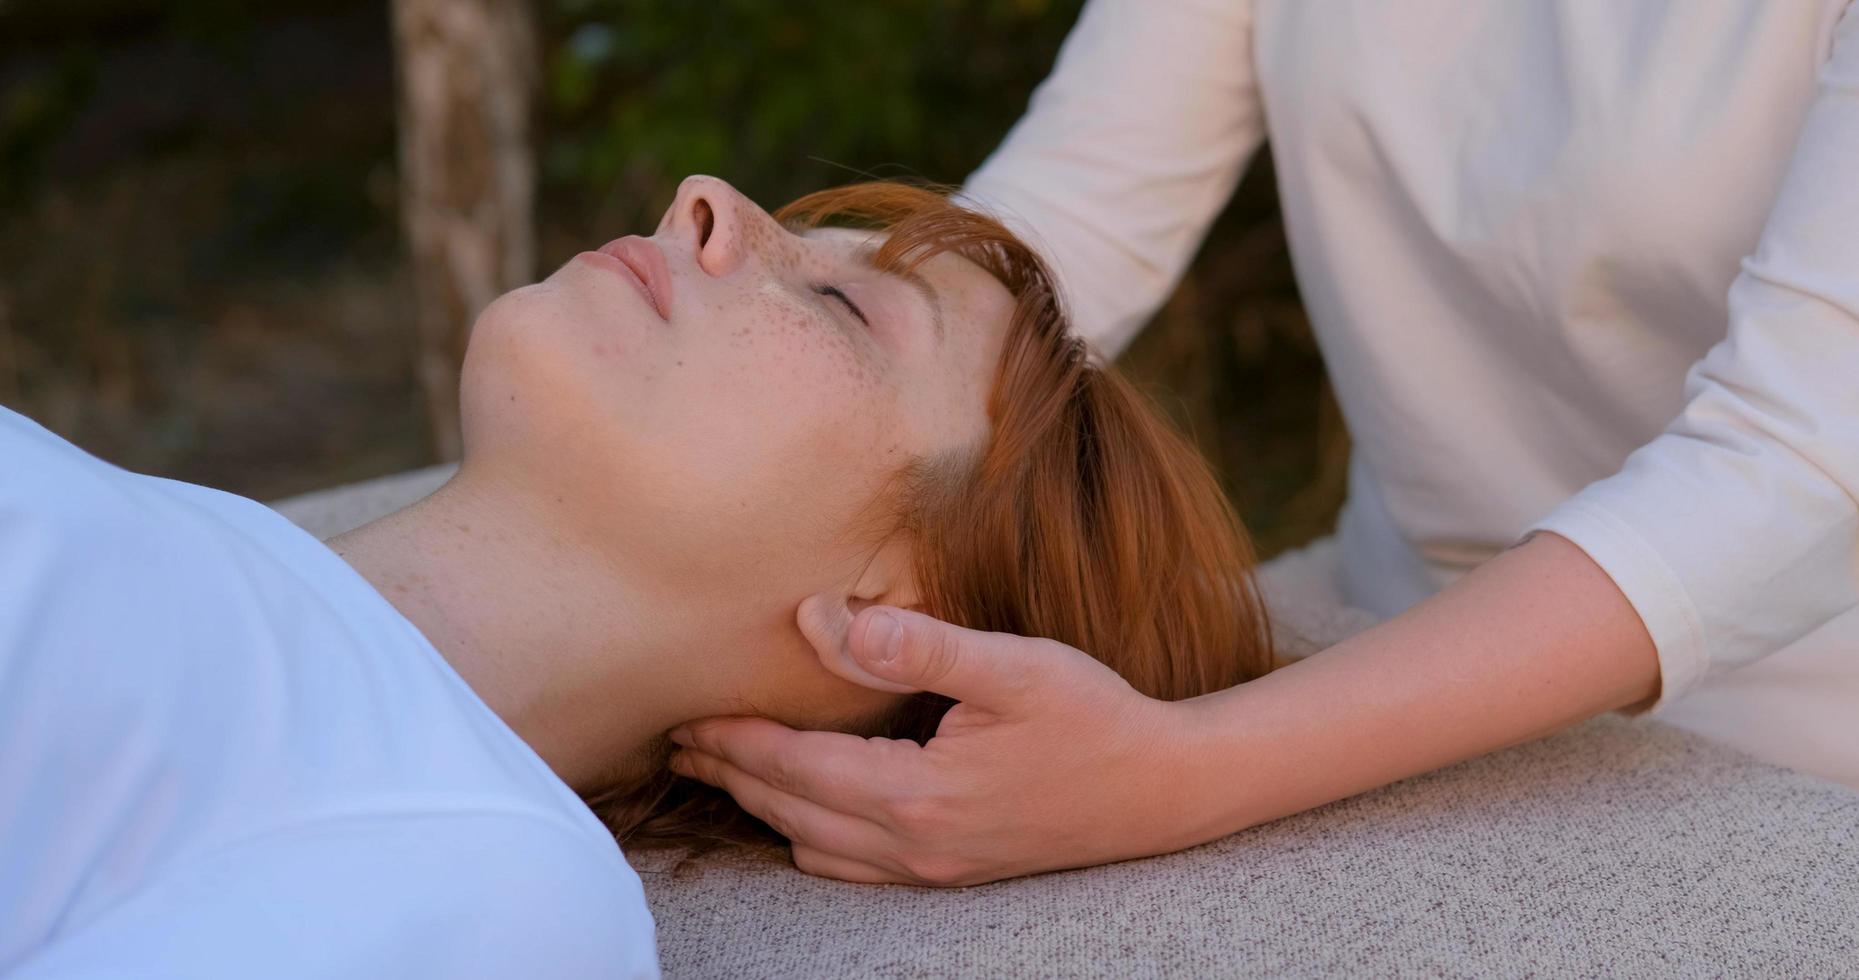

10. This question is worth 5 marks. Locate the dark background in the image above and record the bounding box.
[0,0,1345,557]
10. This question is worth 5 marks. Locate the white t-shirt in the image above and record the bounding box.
[0,406,658,978]
[962,0,1858,771]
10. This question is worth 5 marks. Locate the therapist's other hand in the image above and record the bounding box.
[667,595,1217,886]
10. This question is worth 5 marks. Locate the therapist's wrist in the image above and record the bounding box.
[1141,686,1278,852]
[1159,659,1411,850]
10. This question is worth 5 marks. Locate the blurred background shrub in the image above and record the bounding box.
[0,0,1342,556]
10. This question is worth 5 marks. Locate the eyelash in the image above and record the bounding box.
[814,284,869,326]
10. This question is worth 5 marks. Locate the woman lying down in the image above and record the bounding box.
[0,177,1276,978]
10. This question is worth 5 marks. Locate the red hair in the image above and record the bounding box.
[592,182,1275,851]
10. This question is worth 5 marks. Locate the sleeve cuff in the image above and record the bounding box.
[1529,499,1712,717]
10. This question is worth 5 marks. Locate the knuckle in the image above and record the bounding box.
[679,752,720,787]
[758,801,800,842]
[1028,635,1088,672]
[898,853,967,887]
[682,719,726,755]
[1029,635,1077,660]
[1027,637,1097,687]
[762,750,804,795]
[790,846,826,876]
[882,790,942,837]
[916,626,964,685]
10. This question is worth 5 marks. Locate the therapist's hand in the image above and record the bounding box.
[667,596,1221,886]
[671,533,1665,887]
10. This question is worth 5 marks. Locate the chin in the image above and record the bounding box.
[461,284,628,449]
[455,293,535,464]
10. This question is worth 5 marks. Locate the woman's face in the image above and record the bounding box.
[458,176,1013,717]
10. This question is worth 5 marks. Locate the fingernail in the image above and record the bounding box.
[668,751,692,776]
[667,725,693,747]
[863,610,903,665]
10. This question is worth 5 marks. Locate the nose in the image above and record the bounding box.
[661,175,768,278]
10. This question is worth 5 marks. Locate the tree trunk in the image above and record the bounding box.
[390,0,537,461]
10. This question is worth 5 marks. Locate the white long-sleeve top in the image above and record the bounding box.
[963,0,1859,716]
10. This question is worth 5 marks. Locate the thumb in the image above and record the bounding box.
[796,594,921,694]
[797,594,1048,705]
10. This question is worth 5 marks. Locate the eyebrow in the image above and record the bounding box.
[852,243,946,344]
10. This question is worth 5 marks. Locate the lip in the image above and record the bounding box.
[579,236,673,321]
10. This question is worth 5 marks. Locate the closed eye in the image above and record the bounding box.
[814,284,869,326]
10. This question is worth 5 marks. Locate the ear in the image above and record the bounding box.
[847,536,923,615]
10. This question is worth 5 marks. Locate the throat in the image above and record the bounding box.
[325,471,707,794]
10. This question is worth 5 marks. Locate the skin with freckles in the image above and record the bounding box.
[330,175,1014,796]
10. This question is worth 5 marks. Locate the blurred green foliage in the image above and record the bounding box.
[0,53,96,205]
[536,0,1078,242]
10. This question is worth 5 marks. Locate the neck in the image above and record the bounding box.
[327,466,716,795]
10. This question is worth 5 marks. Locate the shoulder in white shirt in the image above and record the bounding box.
[0,406,658,978]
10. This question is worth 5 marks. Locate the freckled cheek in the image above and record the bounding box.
[719,294,886,395]
[707,307,900,472]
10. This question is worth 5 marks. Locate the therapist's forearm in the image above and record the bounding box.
[1171,531,1660,843]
